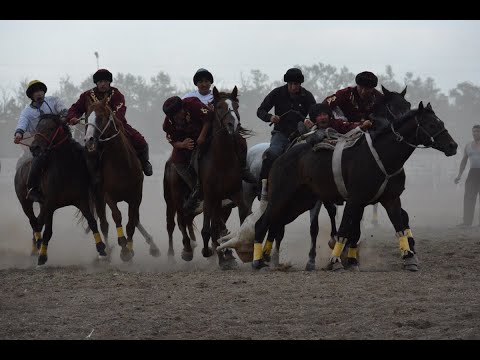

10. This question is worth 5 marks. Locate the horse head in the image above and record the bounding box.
[84,96,121,153]
[395,101,458,156]
[212,86,240,135]
[31,114,69,155]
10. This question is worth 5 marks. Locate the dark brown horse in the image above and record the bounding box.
[199,86,251,268]
[163,158,236,261]
[84,97,158,262]
[14,114,108,265]
[253,101,457,271]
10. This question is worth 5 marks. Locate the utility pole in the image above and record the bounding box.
[94,51,99,69]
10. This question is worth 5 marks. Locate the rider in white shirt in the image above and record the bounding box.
[13,80,69,203]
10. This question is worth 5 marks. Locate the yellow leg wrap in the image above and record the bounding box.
[253,243,263,261]
[332,241,346,258]
[399,236,410,254]
[406,229,413,238]
[127,241,133,251]
[263,240,273,256]
[31,242,38,253]
[347,247,357,259]
[34,232,42,241]
[39,244,48,256]
[93,233,102,244]
[117,227,124,238]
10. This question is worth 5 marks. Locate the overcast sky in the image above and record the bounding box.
[1,20,479,96]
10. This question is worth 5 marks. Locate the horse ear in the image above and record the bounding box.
[381,85,391,96]
[213,86,219,98]
[418,101,424,111]
[426,102,432,111]
[232,86,238,99]
[400,86,407,97]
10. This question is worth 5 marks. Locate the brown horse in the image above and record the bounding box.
[163,158,235,261]
[84,97,158,262]
[199,86,251,268]
[14,114,108,265]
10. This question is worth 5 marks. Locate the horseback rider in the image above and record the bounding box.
[182,68,256,184]
[302,103,373,144]
[257,68,316,193]
[67,69,153,182]
[162,95,212,214]
[323,71,383,122]
[13,80,69,203]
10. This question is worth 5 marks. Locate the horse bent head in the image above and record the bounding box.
[212,86,240,135]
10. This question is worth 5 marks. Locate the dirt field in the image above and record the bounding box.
[1,154,479,340]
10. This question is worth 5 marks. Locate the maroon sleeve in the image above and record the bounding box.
[331,118,361,134]
[66,91,88,120]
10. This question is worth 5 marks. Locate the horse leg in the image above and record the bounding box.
[252,204,274,270]
[37,209,53,266]
[401,208,416,254]
[327,200,362,271]
[136,222,160,257]
[187,221,197,247]
[125,202,140,261]
[219,206,232,237]
[381,197,418,271]
[20,200,42,255]
[107,197,130,262]
[201,200,213,258]
[343,207,364,272]
[95,194,111,254]
[306,200,322,271]
[177,213,193,262]
[268,224,284,268]
[324,201,338,249]
[78,201,107,260]
[372,203,379,227]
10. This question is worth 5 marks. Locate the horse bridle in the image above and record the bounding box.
[214,100,240,134]
[34,118,69,151]
[386,104,447,149]
[85,105,121,142]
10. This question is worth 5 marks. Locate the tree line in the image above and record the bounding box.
[1,63,479,157]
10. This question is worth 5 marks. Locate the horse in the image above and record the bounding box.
[251,100,457,271]
[163,158,236,261]
[84,96,159,262]
[198,86,252,268]
[240,142,337,267]
[14,114,108,265]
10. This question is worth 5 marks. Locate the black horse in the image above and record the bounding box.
[14,114,107,266]
[252,99,457,271]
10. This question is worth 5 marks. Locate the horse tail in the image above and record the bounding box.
[74,187,98,233]
[238,124,255,138]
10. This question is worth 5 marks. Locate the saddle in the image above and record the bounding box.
[311,127,365,152]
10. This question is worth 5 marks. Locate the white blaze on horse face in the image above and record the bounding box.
[225,99,239,131]
[85,112,97,142]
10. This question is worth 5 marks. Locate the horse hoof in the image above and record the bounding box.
[346,264,360,272]
[37,255,48,266]
[263,253,271,262]
[202,247,213,258]
[150,247,161,257]
[328,237,336,250]
[404,264,418,272]
[252,259,268,270]
[403,254,419,271]
[220,258,238,270]
[181,250,194,262]
[120,248,134,262]
[305,262,316,271]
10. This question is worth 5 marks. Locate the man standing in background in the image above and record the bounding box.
[455,124,480,227]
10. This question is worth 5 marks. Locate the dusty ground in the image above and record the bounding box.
[1,154,479,340]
